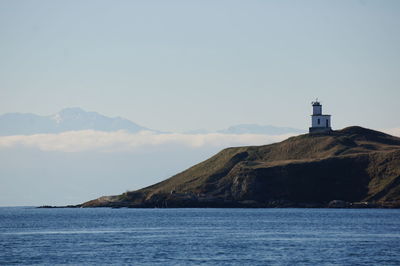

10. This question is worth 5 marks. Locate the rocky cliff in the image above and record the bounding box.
[80,126,400,208]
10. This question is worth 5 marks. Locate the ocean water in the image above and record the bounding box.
[1,208,400,265]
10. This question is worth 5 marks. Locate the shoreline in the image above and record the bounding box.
[38,200,400,209]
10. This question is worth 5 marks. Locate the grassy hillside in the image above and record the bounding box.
[81,126,400,208]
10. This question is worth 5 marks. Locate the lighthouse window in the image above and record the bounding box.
[318,118,320,125]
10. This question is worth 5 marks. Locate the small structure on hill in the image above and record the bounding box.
[309,99,331,133]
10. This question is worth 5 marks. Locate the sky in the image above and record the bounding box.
[1,0,399,132]
[1,1,400,206]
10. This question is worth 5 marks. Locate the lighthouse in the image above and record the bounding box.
[309,99,332,133]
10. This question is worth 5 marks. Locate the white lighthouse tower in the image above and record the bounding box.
[309,99,332,133]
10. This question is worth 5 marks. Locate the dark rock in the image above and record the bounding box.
[328,200,349,208]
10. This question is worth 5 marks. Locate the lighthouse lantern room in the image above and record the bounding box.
[309,99,332,133]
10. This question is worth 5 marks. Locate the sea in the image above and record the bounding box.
[1,207,400,265]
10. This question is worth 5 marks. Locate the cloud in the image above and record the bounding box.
[0,130,297,153]
[1,127,398,153]
[382,128,400,137]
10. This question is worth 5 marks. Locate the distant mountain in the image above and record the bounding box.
[0,107,150,135]
[183,124,303,135]
[0,108,303,136]
[217,124,304,135]
[80,126,400,208]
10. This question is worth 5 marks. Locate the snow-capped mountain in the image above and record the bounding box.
[0,107,150,136]
[0,108,303,136]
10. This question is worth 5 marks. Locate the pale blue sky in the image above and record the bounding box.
[1,0,399,132]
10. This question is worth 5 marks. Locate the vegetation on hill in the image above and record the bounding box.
[80,126,400,208]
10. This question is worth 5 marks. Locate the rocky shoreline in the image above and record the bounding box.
[39,199,400,209]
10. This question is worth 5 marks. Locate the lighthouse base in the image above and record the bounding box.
[309,127,332,134]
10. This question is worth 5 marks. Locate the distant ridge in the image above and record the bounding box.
[217,124,303,135]
[0,107,150,135]
[183,124,303,135]
[0,108,303,136]
[79,126,400,208]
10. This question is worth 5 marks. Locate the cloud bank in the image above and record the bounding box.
[382,128,400,138]
[1,128,398,153]
[0,130,297,153]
